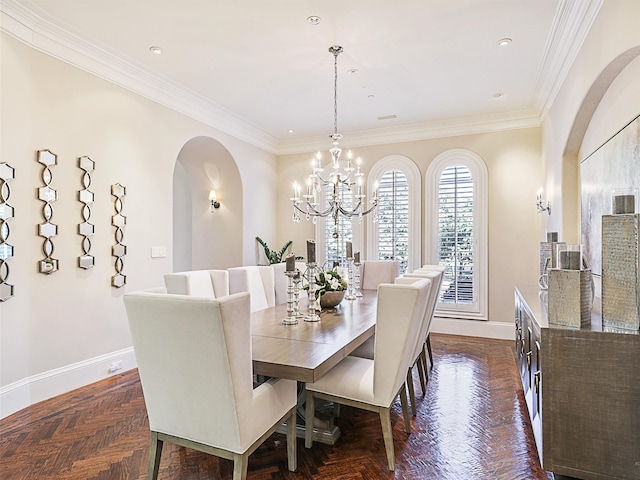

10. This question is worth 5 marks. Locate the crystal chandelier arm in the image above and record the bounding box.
[292,201,333,217]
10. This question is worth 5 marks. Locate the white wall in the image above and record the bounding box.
[0,32,276,418]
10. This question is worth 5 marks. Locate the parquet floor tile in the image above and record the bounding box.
[0,334,554,479]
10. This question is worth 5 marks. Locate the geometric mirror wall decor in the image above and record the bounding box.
[0,162,15,301]
[111,183,126,288]
[37,149,59,274]
[78,156,95,269]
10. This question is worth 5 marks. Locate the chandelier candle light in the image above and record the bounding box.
[291,45,378,235]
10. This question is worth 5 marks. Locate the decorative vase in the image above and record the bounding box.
[319,290,345,309]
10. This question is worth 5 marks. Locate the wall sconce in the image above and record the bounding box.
[537,189,551,215]
[209,190,220,213]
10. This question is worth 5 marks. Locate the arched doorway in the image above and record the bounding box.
[173,136,243,271]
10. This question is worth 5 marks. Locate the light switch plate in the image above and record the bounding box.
[151,246,166,258]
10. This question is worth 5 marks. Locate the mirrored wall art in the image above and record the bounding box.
[111,183,127,288]
[78,156,95,269]
[0,162,15,301]
[37,150,58,274]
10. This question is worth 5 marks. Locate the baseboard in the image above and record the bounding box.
[431,316,514,340]
[0,347,137,420]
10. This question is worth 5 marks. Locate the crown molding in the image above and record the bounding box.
[1,0,601,156]
[533,0,605,122]
[276,110,542,156]
[0,0,281,153]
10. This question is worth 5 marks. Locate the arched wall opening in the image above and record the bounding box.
[173,136,243,271]
[561,46,640,242]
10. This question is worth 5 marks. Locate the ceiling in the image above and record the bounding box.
[2,0,601,153]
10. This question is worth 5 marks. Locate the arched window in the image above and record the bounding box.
[425,149,488,320]
[368,155,421,273]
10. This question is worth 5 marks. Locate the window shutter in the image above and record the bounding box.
[377,170,409,274]
[438,166,474,304]
[324,182,353,266]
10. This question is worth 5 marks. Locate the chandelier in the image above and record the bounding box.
[291,45,378,234]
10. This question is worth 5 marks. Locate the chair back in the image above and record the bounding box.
[273,261,307,305]
[123,291,253,452]
[361,260,399,290]
[228,266,275,312]
[401,270,443,357]
[164,269,229,298]
[372,279,431,405]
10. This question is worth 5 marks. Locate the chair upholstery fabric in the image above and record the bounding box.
[228,266,275,312]
[164,269,229,298]
[305,280,431,470]
[361,260,399,290]
[123,291,297,477]
[272,261,307,305]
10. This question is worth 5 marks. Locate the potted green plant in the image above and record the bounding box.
[256,237,303,265]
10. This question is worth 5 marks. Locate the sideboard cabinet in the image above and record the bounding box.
[515,286,640,480]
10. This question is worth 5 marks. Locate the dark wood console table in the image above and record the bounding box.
[515,285,640,480]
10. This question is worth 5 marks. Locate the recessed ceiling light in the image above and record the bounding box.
[347,69,359,75]
[497,38,512,46]
[149,46,162,55]
[307,16,321,25]
[288,129,295,134]
[493,93,504,99]
[368,94,376,100]
[377,114,397,121]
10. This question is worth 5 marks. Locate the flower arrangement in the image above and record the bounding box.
[311,268,347,297]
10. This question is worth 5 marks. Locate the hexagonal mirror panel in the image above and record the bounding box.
[112,243,127,257]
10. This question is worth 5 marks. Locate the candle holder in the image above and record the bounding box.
[345,257,356,300]
[304,263,321,322]
[283,270,300,325]
[293,271,303,318]
[354,260,363,297]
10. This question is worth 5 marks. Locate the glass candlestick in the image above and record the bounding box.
[304,263,321,322]
[354,260,363,297]
[346,257,356,300]
[293,271,303,318]
[283,270,299,325]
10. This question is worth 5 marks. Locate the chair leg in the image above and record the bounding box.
[379,407,396,471]
[147,431,163,480]
[286,408,297,472]
[399,386,412,434]
[420,347,430,381]
[304,390,315,449]
[406,369,417,416]
[232,452,249,480]
[416,352,427,395]
[426,333,434,369]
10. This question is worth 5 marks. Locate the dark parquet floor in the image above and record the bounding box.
[0,334,554,480]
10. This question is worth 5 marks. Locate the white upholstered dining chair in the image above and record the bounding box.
[163,269,229,297]
[398,270,444,413]
[123,290,297,480]
[304,279,431,471]
[228,266,275,312]
[407,267,446,370]
[360,260,399,290]
[272,261,307,305]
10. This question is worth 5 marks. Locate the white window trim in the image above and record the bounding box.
[367,155,421,271]
[425,148,488,320]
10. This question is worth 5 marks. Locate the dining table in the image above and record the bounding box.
[250,289,378,444]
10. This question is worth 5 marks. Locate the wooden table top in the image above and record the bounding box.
[251,290,377,383]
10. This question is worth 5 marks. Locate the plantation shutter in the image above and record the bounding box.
[324,182,353,266]
[377,170,409,274]
[437,165,474,304]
